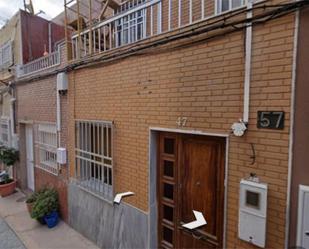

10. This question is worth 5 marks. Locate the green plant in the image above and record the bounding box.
[31,188,59,220]
[0,147,19,166]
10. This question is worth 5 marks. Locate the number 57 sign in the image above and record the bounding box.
[257,111,285,129]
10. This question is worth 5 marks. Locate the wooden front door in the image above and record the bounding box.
[157,133,225,249]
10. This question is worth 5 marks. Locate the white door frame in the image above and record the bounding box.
[25,124,35,191]
[297,184,309,247]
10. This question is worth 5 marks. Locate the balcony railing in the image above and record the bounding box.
[17,50,61,78]
[71,0,247,60]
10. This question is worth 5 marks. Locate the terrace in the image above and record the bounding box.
[65,0,247,60]
[16,49,61,78]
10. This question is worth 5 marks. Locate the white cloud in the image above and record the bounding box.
[0,0,64,27]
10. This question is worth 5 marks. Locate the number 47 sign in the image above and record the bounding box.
[257,111,285,129]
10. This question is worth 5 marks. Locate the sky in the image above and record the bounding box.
[0,0,64,27]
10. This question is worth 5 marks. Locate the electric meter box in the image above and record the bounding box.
[57,148,67,165]
[57,73,68,91]
[238,179,268,248]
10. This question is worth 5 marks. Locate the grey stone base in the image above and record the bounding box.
[68,184,149,249]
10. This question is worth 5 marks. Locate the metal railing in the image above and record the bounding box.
[36,124,59,176]
[17,50,61,77]
[71,0,247,60]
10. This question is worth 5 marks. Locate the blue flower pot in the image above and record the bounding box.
[44,211,59,228]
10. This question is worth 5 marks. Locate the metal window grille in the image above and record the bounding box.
[75,120,113,199]
[0,119,10,147]
[36,124,58,175]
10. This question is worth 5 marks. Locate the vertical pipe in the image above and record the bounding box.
[243,0,253,123]
[48,22,52,53]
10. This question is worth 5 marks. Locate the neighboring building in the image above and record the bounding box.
[1,10,69,220]
[57,0,308,248]
[0,11,21,151]
[0,9,65,180]
[14,42,68,221]
[288,5,309,249]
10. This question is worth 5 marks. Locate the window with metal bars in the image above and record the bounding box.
[216,0,246,14]
[36,124,58,175]
[75,120,113,199]
[115,9,146,47]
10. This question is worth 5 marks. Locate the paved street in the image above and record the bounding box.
[0,217,26,249]
[0,190,99,249]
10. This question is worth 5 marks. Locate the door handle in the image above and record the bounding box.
[305,231,309,236]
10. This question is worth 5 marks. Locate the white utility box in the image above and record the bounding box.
[238,179,268,248]
[57,72,68,91]
[57,148,67,165]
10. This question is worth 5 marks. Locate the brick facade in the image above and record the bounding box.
[66,3,296,247]
[10,0,304,247]
[15,45,69,221]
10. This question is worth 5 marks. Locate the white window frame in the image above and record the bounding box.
[75,120,113,199]
[36,124,58,175]
[0,118,11,147]
[115,8,146,47]
[216,0,247,15]
[0,41,13,69]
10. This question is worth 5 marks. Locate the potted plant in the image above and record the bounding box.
[26,190,41,215]
[31,188,59,228]
[0,147,19,197]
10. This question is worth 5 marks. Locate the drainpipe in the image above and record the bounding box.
[56,88,61,147]
[9,83,17,149]
[56,72,68,148]
[231,0,253,137]
[48,22,52,53]
[243,0,253,124]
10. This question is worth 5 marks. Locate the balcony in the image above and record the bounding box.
[17,50,61,78]
[68,0,247,60]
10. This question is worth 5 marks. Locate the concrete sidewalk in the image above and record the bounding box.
[0,190,99,249]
